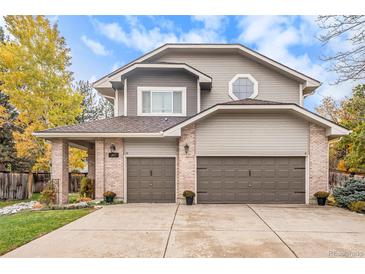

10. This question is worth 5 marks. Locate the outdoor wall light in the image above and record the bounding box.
[184,144,189,154]
[110,144,116,153]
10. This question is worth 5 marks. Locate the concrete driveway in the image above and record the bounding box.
[3,204,365,258]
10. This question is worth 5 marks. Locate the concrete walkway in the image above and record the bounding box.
[3,204,365,258]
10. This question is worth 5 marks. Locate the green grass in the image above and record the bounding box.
[0,208,94,255]
[0,193,41,208]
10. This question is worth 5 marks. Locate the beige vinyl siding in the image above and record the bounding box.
[195,112,309,156]
[117,90,124,116]
[124,138,177,156]
[149,52,300,109]
[126,70,197,116]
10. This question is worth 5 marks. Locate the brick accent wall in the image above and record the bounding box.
[51,139,69,204]
[177,124,196,204]
[104,138,124,198]
[309,123,329,199]
[95,138,124,199]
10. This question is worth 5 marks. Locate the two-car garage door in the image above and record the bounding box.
[126,156,305,204]
[197,157,305,204]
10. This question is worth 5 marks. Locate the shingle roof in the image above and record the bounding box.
[221,98,288,105]
[39,116,188,134]
[36,99,288,134]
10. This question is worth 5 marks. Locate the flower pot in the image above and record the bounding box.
[317,197,327,206]
[185,196,194,205]
[105,196,114,203]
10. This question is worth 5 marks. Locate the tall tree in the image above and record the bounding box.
[75,80,113,122]
[317,16,365,83]
[316,84,365,171]
[0,16,83,171]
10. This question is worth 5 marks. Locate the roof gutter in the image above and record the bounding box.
[33,132,164,138]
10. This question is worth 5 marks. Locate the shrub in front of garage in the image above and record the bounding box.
[332,178,365,208]
[313,191,330,206]
[183,190,195,205]
[103,191,116,203]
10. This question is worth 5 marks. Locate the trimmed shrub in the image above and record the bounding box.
[103,191,116,198]
[332,179,365,207]
[348,201,365,213]
[313,191,330,198]
[183,190,195,198]
[80,177,95,199]
[40,182,57,205]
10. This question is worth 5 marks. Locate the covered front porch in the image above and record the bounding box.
[50,138,124,204]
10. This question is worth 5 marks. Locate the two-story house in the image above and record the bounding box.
[35,44,349,204]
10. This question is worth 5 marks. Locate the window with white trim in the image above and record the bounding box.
[137,87,186,116]
[229,74,258,100]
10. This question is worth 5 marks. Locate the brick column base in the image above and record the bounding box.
[51,139,69,204]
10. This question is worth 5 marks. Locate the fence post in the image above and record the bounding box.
[27,172,33,198]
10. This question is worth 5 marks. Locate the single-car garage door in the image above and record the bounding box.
[127,157,176,203]
[197,157,305,204]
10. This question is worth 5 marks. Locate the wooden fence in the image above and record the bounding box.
[329,170,365,190]
[0,172,87,200]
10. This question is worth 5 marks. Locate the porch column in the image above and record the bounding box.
[95,139,105,199]
[51,139,69,204]
[87,144,95,181]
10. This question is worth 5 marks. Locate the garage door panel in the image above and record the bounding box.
[127,157,175,203]
[197,157,305,204]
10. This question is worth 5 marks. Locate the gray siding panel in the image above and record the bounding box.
[150,52,300,109]
[124,138,177,156]
[196,113,309,156]
[126,70,197,116]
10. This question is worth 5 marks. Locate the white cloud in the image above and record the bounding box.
[236,15,360,110]
[81,35,111,56]
[92,16,227,53]
[192,16,228,31]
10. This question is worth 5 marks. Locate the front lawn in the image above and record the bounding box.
[0,208,94,255]
[0,193,41,209]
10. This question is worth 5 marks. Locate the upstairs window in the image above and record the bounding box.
[138,87,186,116]
[229,74,258,100]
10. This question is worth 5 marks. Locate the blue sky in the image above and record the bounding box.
[2,15,359,111]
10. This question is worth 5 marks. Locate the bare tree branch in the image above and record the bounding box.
[317,15,365,83]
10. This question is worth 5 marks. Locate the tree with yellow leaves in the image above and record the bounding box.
[0,16,83,171]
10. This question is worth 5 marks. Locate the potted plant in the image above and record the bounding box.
[103,191,116,203]
[183,190,195,205]
[314,191,330,206]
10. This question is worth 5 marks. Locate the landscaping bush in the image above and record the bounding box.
[79,177,95,199]
[39,182,57,205]
[183,190,195,198]
[347,201,365,213]
[313,191,330,198]
[332,178,365,207]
